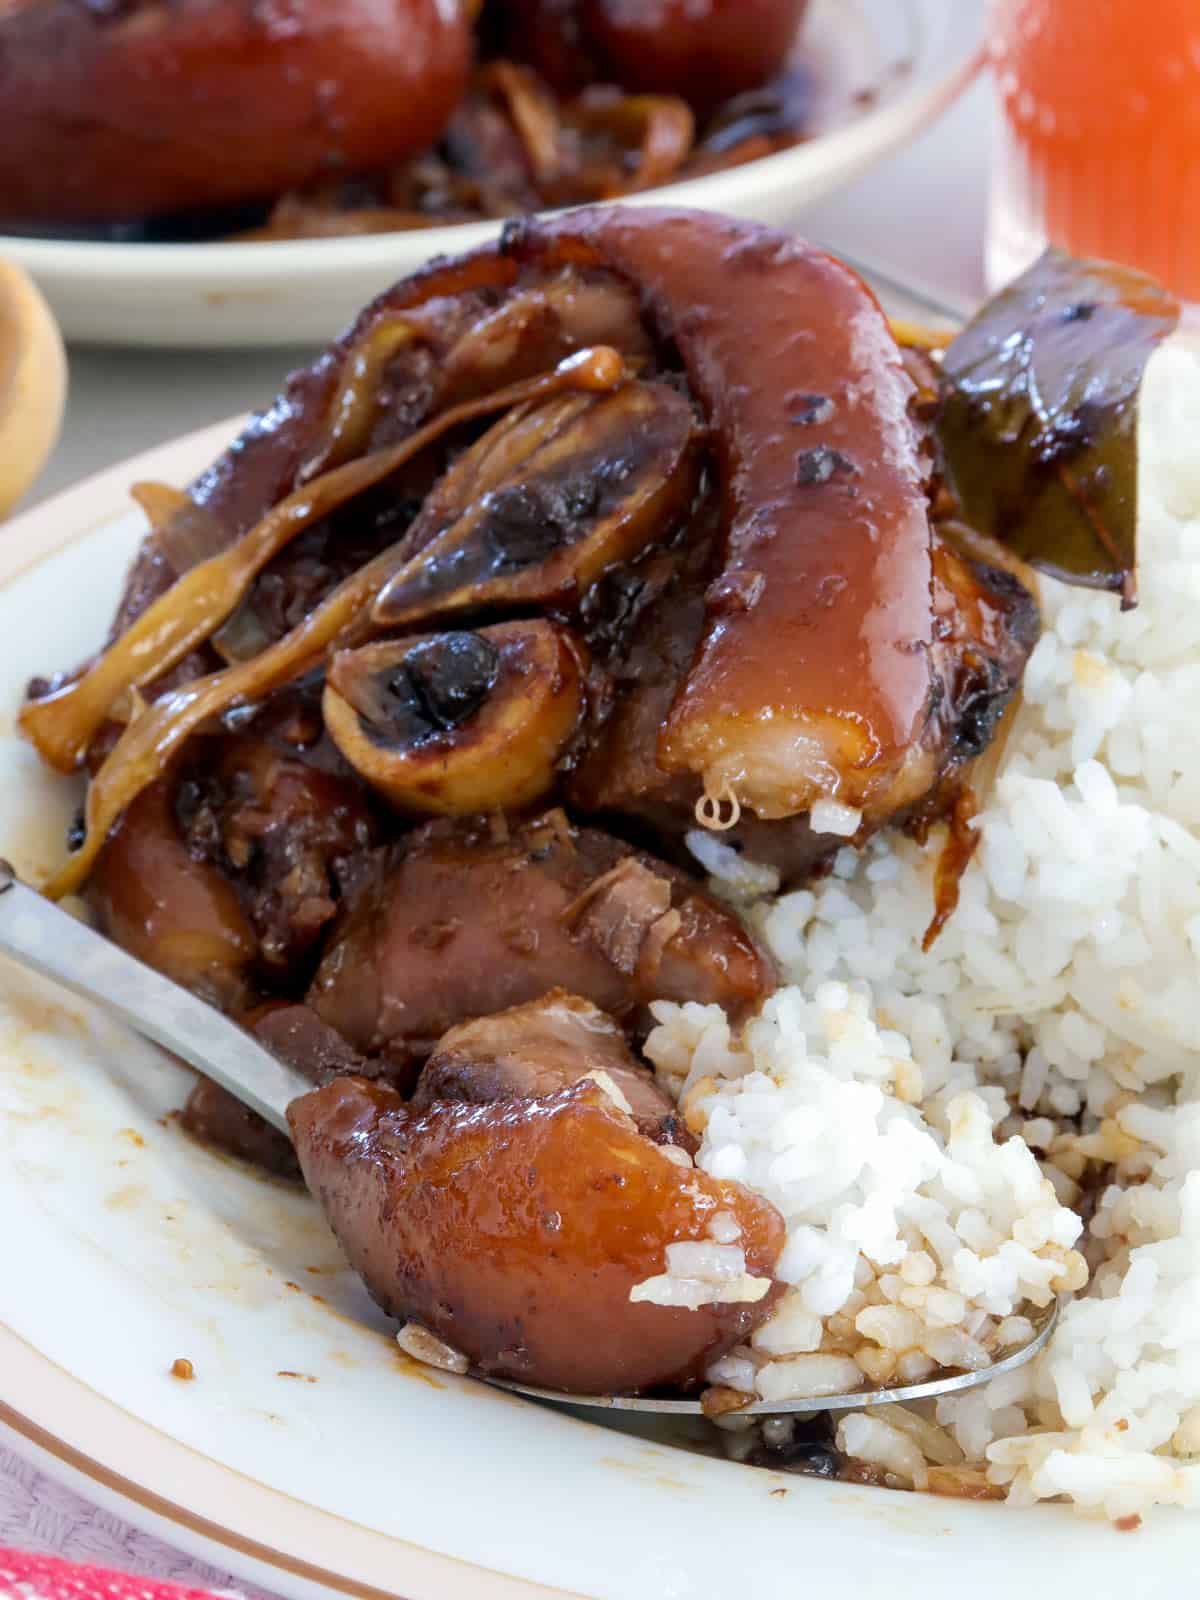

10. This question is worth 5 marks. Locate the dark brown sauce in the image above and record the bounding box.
[922,786,980,952]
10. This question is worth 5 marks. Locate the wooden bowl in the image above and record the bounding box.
[0,259,67,519]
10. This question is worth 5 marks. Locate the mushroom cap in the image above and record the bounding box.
[323,620,588,815]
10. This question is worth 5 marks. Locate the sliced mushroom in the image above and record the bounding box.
[34,352,627,903]
[323,620,587,815]
[21,350,624,781]
[372,378,699,627]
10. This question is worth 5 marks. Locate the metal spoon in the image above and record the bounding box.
[0,858,1058,1417]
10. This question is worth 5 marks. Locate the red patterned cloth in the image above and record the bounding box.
[0,1448,275,1600]
[0,1547,233,1600]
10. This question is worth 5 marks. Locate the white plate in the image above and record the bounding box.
[0,0,982,349]
[1,425,1197,1600]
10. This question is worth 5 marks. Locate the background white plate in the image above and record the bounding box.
[0,424,1197,1600]
[0,0,981,348]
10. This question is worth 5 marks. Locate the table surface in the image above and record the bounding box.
[2,61,994,1597]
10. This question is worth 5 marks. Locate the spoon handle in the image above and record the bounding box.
[0,860,308,1134]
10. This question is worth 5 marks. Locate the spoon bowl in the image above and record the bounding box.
[489,1299,1059,1415]
[0,857,1059,1418]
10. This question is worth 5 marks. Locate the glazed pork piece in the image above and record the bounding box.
[416,989,654,1103]
[569,515,1040,876]
[0,0,472,224]
[412,989,684,1141]
[89,678,378,997]
[181,1073,300,1178]
[184,723,377,975]
[308,810,774,1070]
[289,1067,785,1393]
[89,779,258,1014]
[492,0,810,114]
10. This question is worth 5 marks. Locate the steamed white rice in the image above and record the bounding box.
[641,332,1200,1520]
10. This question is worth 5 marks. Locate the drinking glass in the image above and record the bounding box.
[987,0,1200,299]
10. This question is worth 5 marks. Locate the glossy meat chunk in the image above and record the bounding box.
[181,998,381,1179]
[496,0,809,114]
[414,989,682,1140]
[372,378,699,626]
[308,811,775,1064]
[89,781,257,1012]
[103,269,649,653]
[572,518,1040,875]
[547,214,936,821]
[248,1000,374,1085]
[289,1074,785,1392]
[0,0,471,223]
